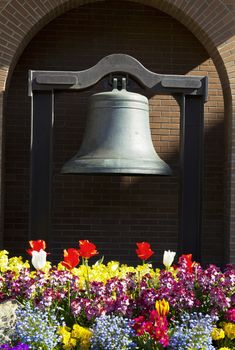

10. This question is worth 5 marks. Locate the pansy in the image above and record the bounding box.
[211,327,225,340]
[223,322,235,340]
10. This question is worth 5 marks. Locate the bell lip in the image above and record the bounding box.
[61,168,172,176]
[61,161,172,176]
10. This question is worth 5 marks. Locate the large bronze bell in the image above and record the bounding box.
[61,79,171,175]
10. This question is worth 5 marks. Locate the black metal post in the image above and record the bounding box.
[29,90,54,242]
[178,94,204,261]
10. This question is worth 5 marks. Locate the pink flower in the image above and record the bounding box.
[133,310,169,347]
[225,308,235,322]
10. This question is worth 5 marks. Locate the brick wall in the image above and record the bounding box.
[3,1,225,266]
[224,1,235,13]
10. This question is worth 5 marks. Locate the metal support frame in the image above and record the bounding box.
[28,54,208,261]
[30,91,54,242]
[176,94,204,261]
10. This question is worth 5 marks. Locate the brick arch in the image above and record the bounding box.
[0,0,234,262]
[0,0,233,90]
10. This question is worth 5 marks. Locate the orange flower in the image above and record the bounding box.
[78,240,98,259]
[61,248,80,270]
[136,242,154,261]
[26,240,46,256]
[155,299,170,316]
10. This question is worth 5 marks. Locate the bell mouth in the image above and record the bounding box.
[61,157,172,176]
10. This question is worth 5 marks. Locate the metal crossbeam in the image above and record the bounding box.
[29,54,208,99]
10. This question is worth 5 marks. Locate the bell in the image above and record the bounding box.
[61,79,171,175]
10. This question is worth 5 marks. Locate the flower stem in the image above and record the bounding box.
[83,258,91,298]
[67,280,71,309]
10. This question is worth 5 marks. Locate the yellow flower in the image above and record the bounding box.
[136,263,155,278]
[8,256,30,273]
[58,325,71,344]
[71,324,92,350]
[63,338,76,350]
[155,299,170,316]
[58,324,92,350]
[223,322,235,340]
[218,348,232,350]
[40,260,51,272]
[58,260,161,285]
[211,327,225,340]
[0,251,30,274]
[0,250,9,272]
[58,326,77,349]
[107,261,119,273]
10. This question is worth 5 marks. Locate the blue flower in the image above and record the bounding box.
[169,312,217,350]
[13,302,61,349]
[90,314,136,350]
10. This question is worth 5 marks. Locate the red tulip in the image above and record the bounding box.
[26,240,46,256]
[61,248,80,270]
[136,242,154,261]
[78,240,98,259]
[181,254,195,272]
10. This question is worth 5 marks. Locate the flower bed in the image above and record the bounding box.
[0,240,234,349]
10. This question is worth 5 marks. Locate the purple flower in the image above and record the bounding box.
[113,294,134,317]
[209,286,230,311]
[138,287,158,312]
[0,344,29,350]
[149,270,197,312]
[71,297,91,316]
[90,281,106,297]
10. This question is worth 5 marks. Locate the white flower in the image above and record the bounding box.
[31,249,47,269]
[163,250,176,268]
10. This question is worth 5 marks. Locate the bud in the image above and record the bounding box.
[163,250,176,268]
[155,299,170,316]
[31,249,47,270]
